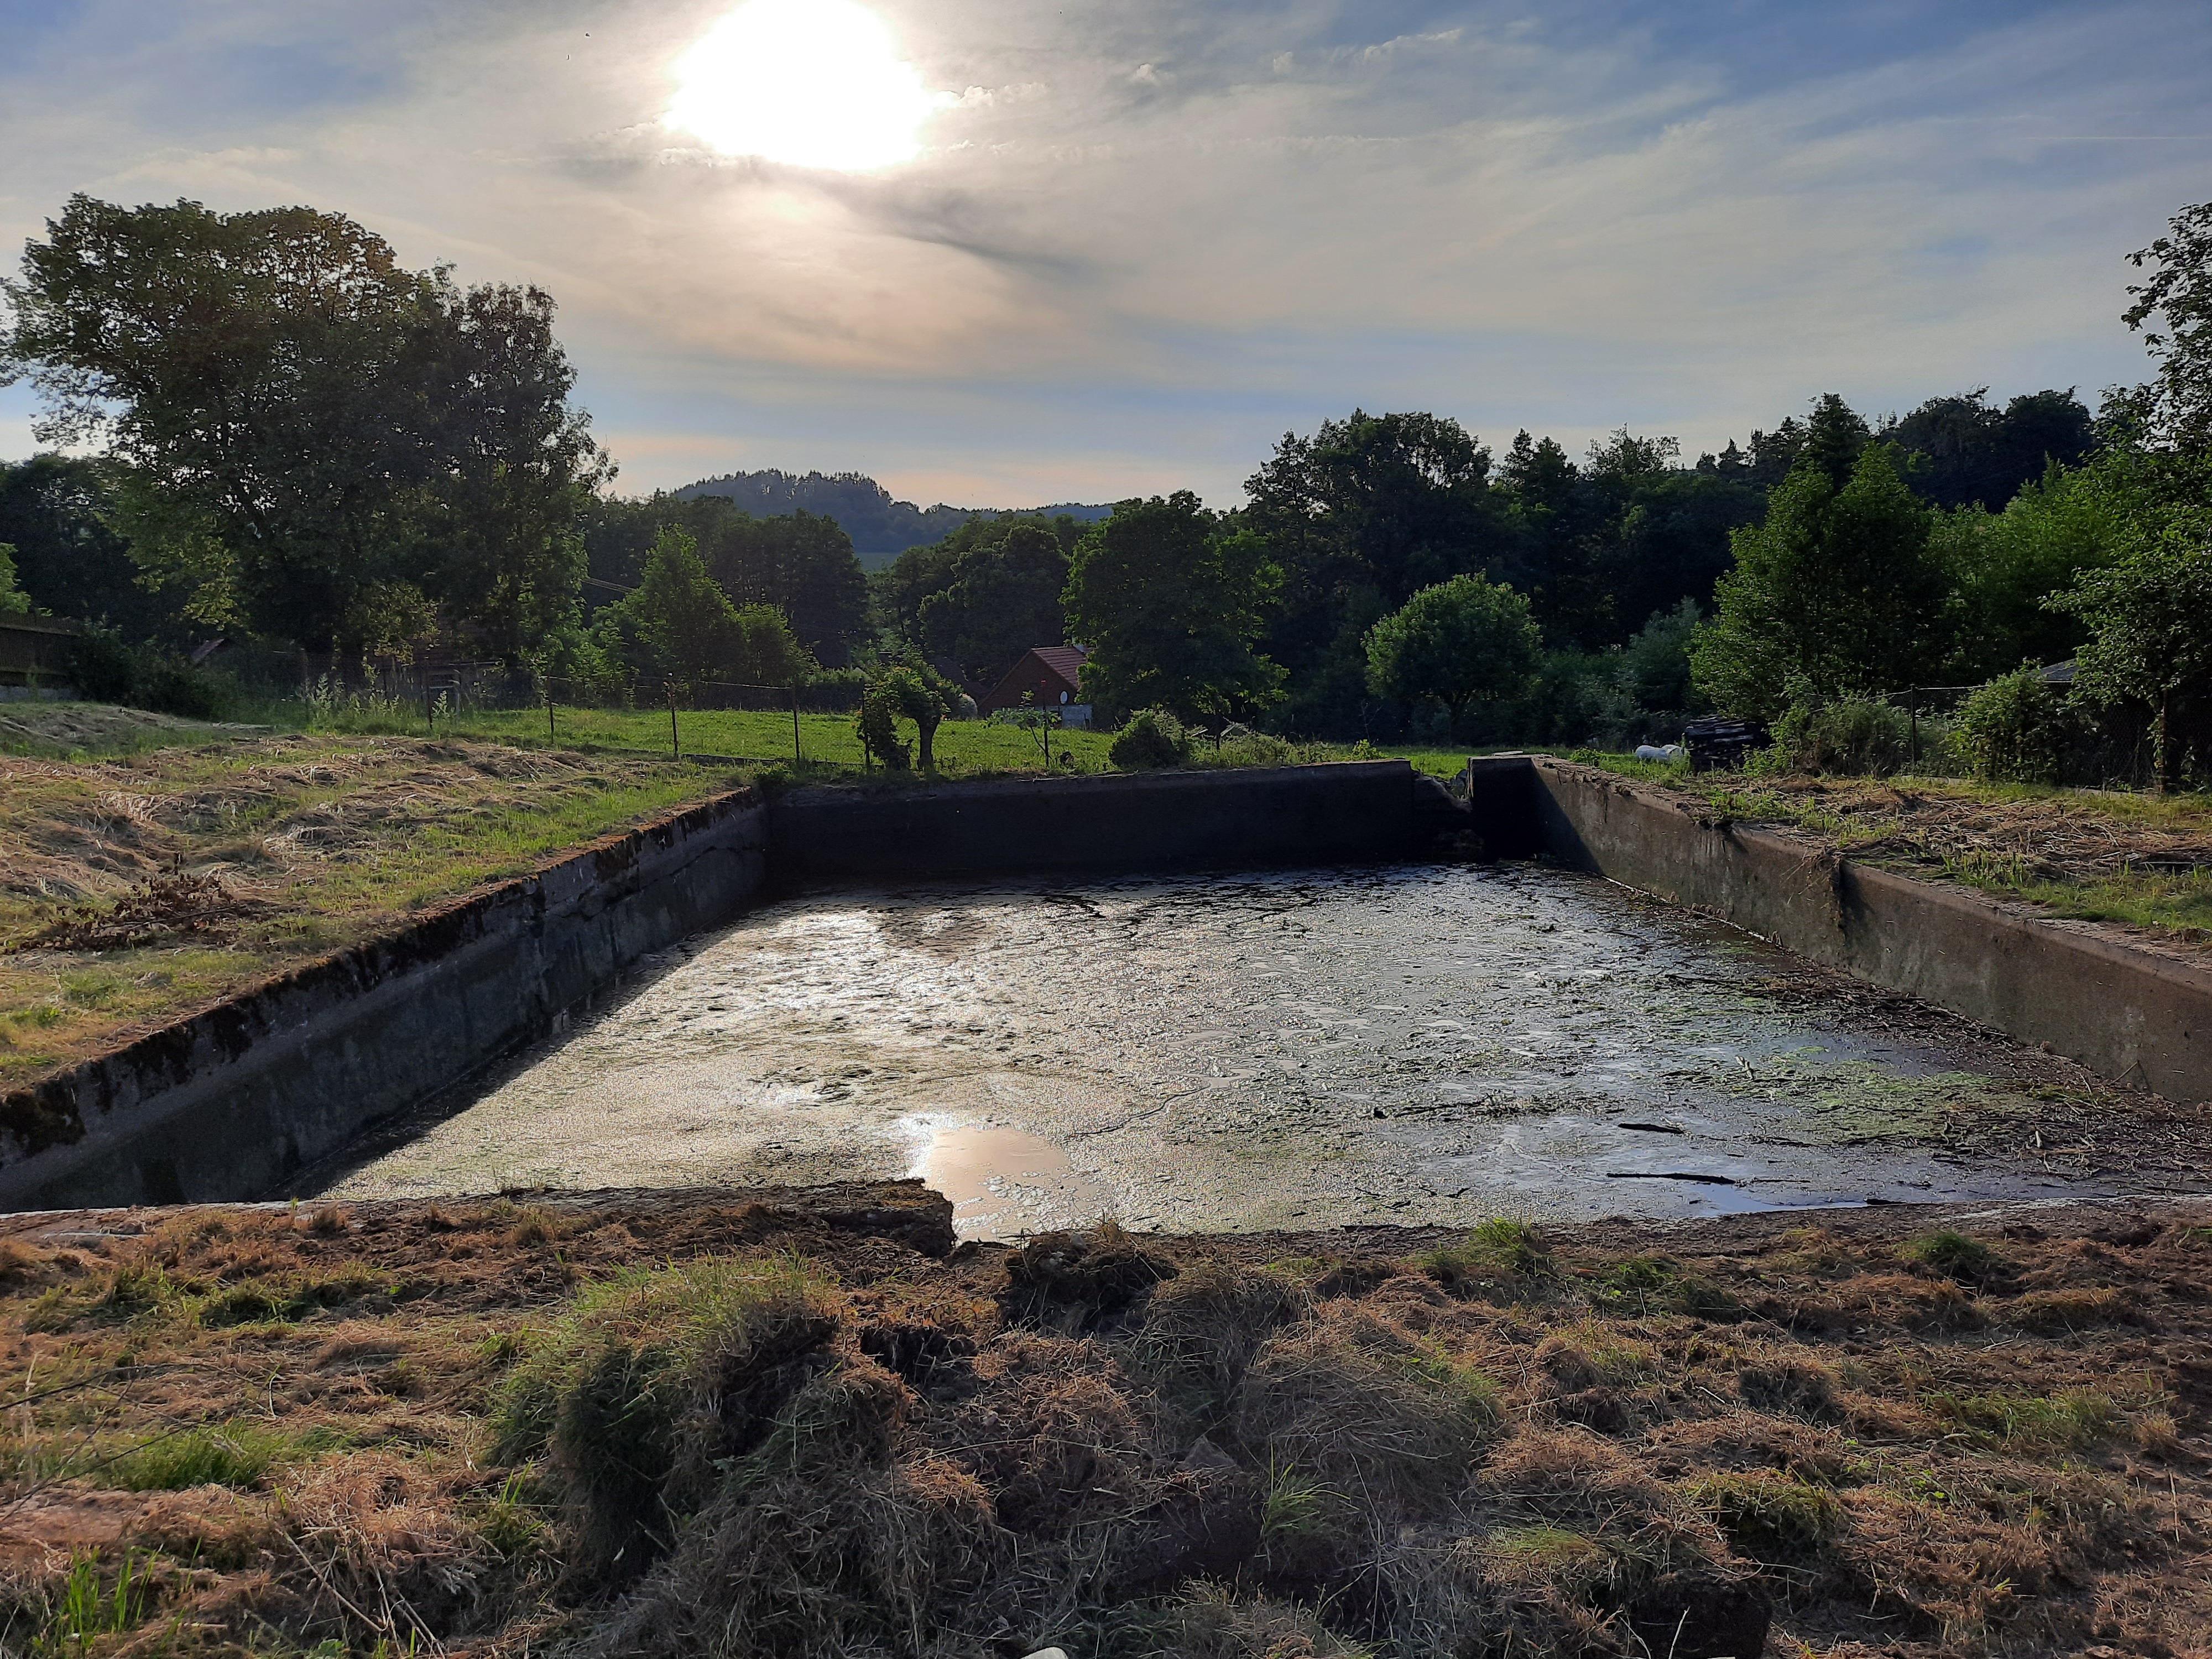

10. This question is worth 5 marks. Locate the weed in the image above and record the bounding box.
[476,1470,553,1558]
[490,1252,843,1575]
[197,1265,394,1327]
[1258,1453,1333,1550]
[1589,1254,1744,1320]
[33,1548,147,1656]
[104,1419,323,1491]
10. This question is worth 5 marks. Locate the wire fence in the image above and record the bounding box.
[300,660,867,765]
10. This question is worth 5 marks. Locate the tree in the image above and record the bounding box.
[1884,388,2095,510]
[1363,573,1542,739]
[1243,411,1507,734]
[1691,400,1953,719]
[0,544,29,615]
[1063,492,1285,724]
[2049,493,2212,792]
[591,525,805,692]
[1930,460,2127,677]
[700,508,868,666]
[2116,200,2212,448]
[0,456,177,640]
[916,520,1073,684]
[0,194,605,656]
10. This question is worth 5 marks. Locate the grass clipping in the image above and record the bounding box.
[0,1201,2206,1658]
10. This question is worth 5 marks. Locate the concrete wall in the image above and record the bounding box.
[768,760,1427,886]
[1516,757,2212,1105]
[0,791,769,1211]
[1,763,1433,1210]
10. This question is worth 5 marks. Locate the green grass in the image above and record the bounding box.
[103,1420,332,1491]
[1926,1388,2120,1453]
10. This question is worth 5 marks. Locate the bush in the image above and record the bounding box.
[1768,687,1912,775]
[1110,707,1192,770]
[1955,665,2081,784]
[61,627,234,718]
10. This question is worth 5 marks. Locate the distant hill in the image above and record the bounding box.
[671,469,1114,567]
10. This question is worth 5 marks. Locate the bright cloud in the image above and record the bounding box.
[665,0,949,171]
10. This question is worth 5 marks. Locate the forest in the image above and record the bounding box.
[4,192,2209,788]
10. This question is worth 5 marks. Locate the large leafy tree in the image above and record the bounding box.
[1882,388,2096,510]
[2055,530,2212,792]
[1364,573,1542,739]
[0,194,606,656]
[592,526,813,692]
[0,455,173,638]
[1690,397,1953,717]
[916,520,1073,685]
[1243,411,1506,733]
[1063,492,1285,724]
[2115,200,2212,448]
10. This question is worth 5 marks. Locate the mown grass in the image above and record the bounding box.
[1568,749,2212,942]
[0,732,755,1083]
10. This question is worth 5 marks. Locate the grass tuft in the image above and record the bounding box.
[1898,1229,1996,1282]
[1688,1469,1843,1561]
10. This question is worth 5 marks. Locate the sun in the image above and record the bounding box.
[667,0,944,171]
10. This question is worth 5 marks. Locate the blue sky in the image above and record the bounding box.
[3,0,2208,505]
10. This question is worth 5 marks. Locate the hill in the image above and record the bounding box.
[670,468,1112,566]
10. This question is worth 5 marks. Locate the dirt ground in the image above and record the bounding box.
[0,735,748,1087]
[0,1186,2203,1658]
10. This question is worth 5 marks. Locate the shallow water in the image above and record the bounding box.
[319,864,2123,1236]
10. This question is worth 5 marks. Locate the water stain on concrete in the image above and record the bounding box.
[315,863,2168,1237]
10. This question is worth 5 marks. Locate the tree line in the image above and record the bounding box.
[3,191,2206,787]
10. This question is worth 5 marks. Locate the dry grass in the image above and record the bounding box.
[0,1193,2205,1657]
[1631,766,2212,948]
[0,733,751,1085]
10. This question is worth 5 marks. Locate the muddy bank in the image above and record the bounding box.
[0,1188,2206,1657]
[315,863,2212,1235]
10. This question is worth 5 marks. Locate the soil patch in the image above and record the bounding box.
[0,1186,2203,1657]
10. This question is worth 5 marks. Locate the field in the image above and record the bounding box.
[0,1190,2202,1657]
[0,731,752,1087]
[1575,754,2212,948]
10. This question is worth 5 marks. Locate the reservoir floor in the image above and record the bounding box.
[312,863,2204,1238]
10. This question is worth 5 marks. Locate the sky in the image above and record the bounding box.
[2,0,2209,507]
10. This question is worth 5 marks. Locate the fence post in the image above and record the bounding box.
[791,685,801,765]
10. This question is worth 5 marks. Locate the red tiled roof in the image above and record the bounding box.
[980,645,1089,711]
[1029,645,1088,686]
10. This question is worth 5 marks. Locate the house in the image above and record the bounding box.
[979,645,1092,728]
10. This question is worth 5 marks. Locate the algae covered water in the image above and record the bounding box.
[319,863,2144,1236]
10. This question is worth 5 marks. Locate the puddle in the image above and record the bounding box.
[909,1120,1116,1239]
[313,863,2156,1234]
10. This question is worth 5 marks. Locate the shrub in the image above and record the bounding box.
[1110,707,1192,770]
[1770,688,1912,776]
[60,627,234,718]
[1955,665,2081,784]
